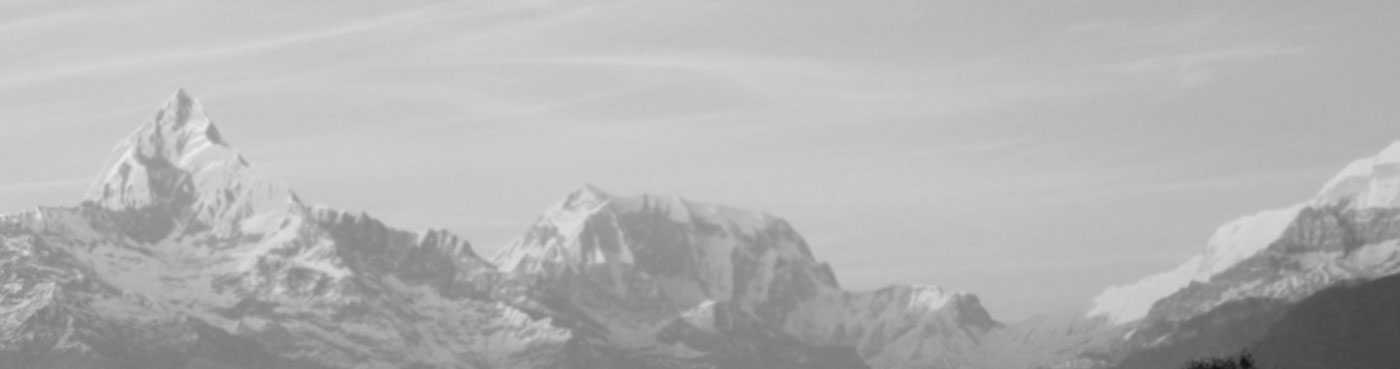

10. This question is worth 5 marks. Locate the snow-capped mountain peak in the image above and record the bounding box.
[1315,140,1400,208]
[84,89,298,236]
[90,89,231,187]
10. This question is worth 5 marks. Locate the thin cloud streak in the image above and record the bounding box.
[1097,43,1306,88]
[1107,44,1307,73]
[0,6,445,89]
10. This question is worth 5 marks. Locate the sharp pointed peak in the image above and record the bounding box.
[104,89,235,169]
[149,88,222,141]
[85,91,296,224]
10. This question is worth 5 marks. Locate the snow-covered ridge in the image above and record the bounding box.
[1315,141,1400,208]
[307,205,491,281]
[1089,204,1305,324]
[536,184,782,241]
[1088,140,1400,324]
[1087,256,1202,324]
[493,184,816,276]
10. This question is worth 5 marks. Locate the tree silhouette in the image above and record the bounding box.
[1183,353,1255,369]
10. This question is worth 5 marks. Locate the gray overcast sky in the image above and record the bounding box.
[2,0,1399,320]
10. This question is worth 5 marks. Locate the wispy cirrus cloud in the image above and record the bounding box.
[1109,44,1306,73]
[1102,43,1306,87]
[0,5,446,89]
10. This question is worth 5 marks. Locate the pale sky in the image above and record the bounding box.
[3,0,1399,321]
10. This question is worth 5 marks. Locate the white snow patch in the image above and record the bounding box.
[1194,204,1304,280]
[907,285,954,310]
[1088,256,1202,324]
[681,300,717,332]
[292,238,352,279]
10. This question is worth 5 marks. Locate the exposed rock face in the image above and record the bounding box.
[493,186,841,339]
[493,187,999,369]
[1087,205,1303,325]
[1143,204,1400,324]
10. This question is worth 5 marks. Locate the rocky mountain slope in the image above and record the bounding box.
[9,90,1400,369]
[1126,272,1400,369]
[0,90,575,369]
[0,91,1008,369]
[1058,142,1400,368]
[492,185,1000,369]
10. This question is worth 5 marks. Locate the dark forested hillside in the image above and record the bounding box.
[1247,273,1400,369]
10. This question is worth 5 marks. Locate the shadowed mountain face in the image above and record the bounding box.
[1135,273,1400,369]
[1247,273,1400,369]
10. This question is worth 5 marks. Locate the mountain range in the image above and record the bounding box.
[3,90,1400,369]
